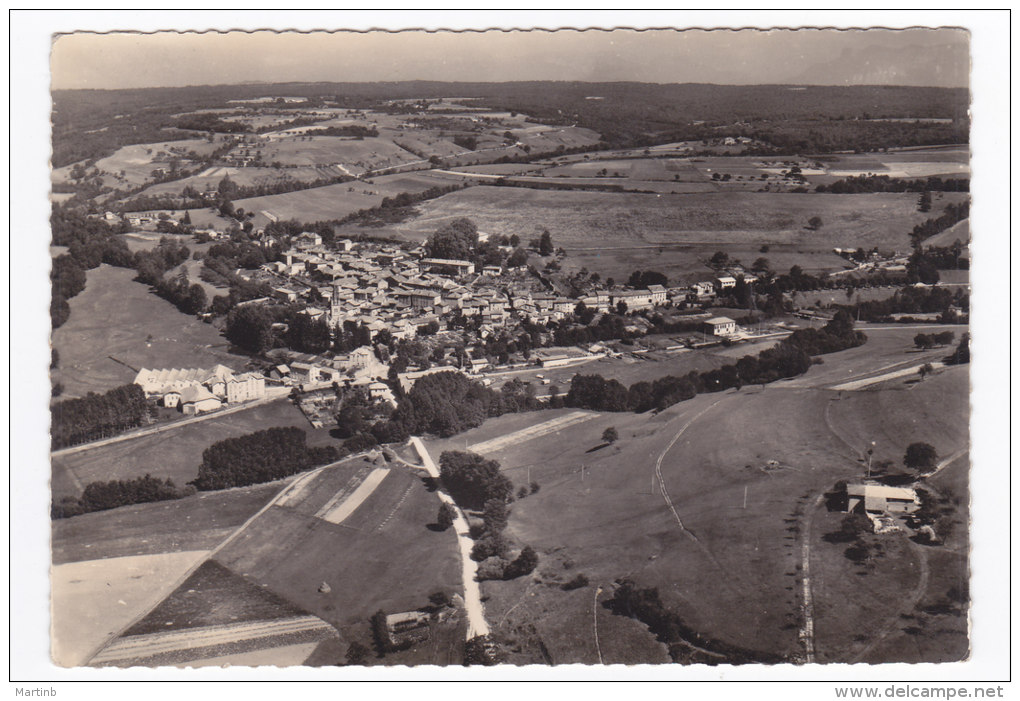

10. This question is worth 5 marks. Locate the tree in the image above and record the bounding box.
[436,502,455,531]
[225,305,276,354]
[539,230,554,257]
[904,442,938,474]
[946,333,970,365]
[709,251,730,269]
[182,210,192,225]
[918,191,932,213]
[482,498,509,535]
[914,333,935,350]
[186,283,208,315]
[507,247,528,268]
[807,216,824,231]
[509,234,520,247]
[918,363,934,381]
[602,427,619,444]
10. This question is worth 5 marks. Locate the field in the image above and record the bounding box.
[51,550,210,667]
[124,559,308,636]
[51,264,246,398]
[213,462,465,664]
[420,326,968,664]
[375,186,965,281]
[474,345,734,397]
[241,135,420,172]
[52,138,221,188]
[52,481,281,564]
[132,165,350,199]
[51,399,338,501]
[229,170,451,223]
[810,368,970,663]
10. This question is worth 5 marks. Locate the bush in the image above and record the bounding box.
[463,636,497,666]
[561,573,590,591]
[503,545,539,580]
[477,556,510,581]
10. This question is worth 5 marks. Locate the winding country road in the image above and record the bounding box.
[409,437,490,640]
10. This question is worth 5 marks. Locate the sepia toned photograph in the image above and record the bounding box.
[32,16,989,676]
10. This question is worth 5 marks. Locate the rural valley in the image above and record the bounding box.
[46,30,972,671]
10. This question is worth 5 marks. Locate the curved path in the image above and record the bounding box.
[409,437,490,639]
[654,399,725,542]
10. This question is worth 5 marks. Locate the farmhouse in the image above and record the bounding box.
[714,276,737,291]
[847,484,920,515]
[703,317,737,336]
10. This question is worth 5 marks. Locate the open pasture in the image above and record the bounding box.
[386,130,470,159]
[133,165,349,199]
[52,481,282,564]
[243,136,419,172]
[386,186,958,280]
[51,265,245,399]
[91,139,221,187]
[457,335,967,663]
[214,467,462,630]
[51,399,337,501]
[51,550,210,667]
[232,170,448,222]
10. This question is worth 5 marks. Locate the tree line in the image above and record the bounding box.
[366,371,542,446]
[438,450,539,582]
[814,174,969,194]
[909,201,969,248]
[51,383,150,449]
[51,474,194,519]
[840,285,968,324]
[566,311,865,413]
[191,426,341,490]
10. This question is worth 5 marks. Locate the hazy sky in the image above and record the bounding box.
[51,27,969,90]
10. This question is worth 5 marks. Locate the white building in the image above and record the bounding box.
[225,373,267,404]
[703,317,737,336]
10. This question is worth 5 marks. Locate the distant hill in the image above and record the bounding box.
[51,81,970,167]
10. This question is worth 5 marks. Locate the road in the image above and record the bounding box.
[409,437,490,640]
[52,388,292,458]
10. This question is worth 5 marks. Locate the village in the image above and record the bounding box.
[124,220,779,426]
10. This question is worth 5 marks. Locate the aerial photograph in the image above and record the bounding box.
[42,23,975,671]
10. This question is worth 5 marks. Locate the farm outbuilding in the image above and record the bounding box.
[179,385,223,415]
[846,483,920,515]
